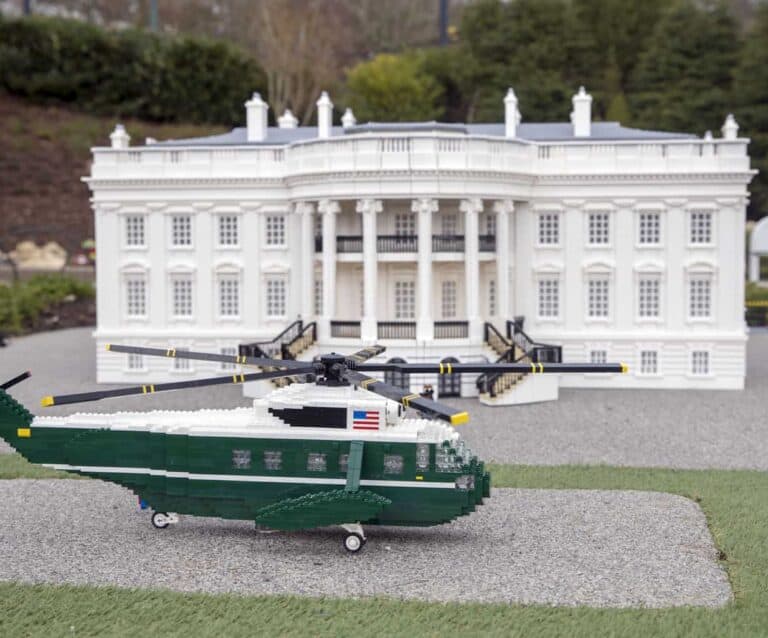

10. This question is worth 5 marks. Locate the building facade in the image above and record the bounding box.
[87,88,754,395]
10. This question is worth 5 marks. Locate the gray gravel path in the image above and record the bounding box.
[0,480,730,608]
[1,327,766,469]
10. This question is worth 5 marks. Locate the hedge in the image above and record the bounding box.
[0,15,266,125]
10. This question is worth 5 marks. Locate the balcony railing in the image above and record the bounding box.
[337,235,363,253]
[432,234,465,252]
[479,234,496,252]
[378,321,416,339]
[378,235,417,252]
[330,320,361,338]
[434,320,468,339]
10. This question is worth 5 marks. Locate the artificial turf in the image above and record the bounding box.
[0,454,766,637]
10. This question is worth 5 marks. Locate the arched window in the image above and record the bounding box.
[384,357,409,390]
[438,357,461,397]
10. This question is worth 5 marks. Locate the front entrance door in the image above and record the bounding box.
[438,357,461,397]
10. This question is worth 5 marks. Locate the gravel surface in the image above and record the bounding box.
[1,327,766,469]
[0,480,730,608]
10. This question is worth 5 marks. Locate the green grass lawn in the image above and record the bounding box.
[0,454,766,637]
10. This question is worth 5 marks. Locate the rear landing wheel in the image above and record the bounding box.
[151,511,171,529]
[343,532,365,553]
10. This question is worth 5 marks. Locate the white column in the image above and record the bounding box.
[461,198,483,340]
[318,199,340,340]
[356,199,382,342]
[294,201,315,320]
[413,198,438,342]
[750,254,760,283]
[493,200,513,319]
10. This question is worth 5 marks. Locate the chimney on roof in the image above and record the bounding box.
[317,91,333,139]
[245,92,268,142]
[571,86,592,137]
[721,113,739,140]
[503,88,520,138]
[341,107,357,129]
[110,124,130,149]
[278,109,298,129]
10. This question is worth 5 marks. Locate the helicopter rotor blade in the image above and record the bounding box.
[354,362,629,374]
[345,370,469,426]
[105,344,310,370]
[40,367,316,408]
[1,371,31,391]
[344,345,386,364]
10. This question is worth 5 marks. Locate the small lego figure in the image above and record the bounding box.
[421,384,434,400]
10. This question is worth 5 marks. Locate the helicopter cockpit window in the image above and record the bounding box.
[264,450,282,471]
[307,453,327,472]
[383,454,404,475]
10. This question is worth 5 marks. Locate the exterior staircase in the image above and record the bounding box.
[239,320,317,389]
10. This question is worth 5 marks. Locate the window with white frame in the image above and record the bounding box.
[537,278,559,318]
[217,215,239,247]
[124,215,145,247]
[489,279,496,316]
[314,214,322,238]
[588,212,610,245]
[125,277,146,317]
[638,211,661,245]
[394,213,416,236]
[218,277,240,317]
[689,277,712,318]
[127,353,144,370]
[171,276,193,317]
[441,214,457,236]
[171,215,192,247]
[639,350,658,375]
[265,215,286,246]
[314,278,323,315]
[689,211,713,244]
[589,350,607,364]
[587,278,609,318]
[691,350,710,376]
[220,346,237,371]
[537,212,559,245]
[638,277,660,319]
[441,280,457,318]
[266,278,287,317]
[485,213,496,236]
[394,281,415,319]
[359,280,364,315]
[173,347,191,371]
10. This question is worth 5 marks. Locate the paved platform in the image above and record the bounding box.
[0,480,731,608]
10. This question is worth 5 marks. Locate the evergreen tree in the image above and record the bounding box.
[629,0,740,133]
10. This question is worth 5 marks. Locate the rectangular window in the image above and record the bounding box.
[485,213,496,236]
[394,213,416,236]
[218,277,240,317]
[639,350,658,375]
[265,215,286,246]
[173,347,190,371]
[232,449,251,470]
[441,280,457,319]
[125,277,146,317]
[588,212,610,245]
[307,453,327,472]
[538,278,559,318]
[394,281,416,319]
[264,450,282,471]
[441,214,457,236]
[383,454,404,475]
[218,215,239,247]
[690,211,712,244]
[489,279,496,316]
[339,454,349,473]
[639,212,661,245]
[587,278,609,318]
[589,350,607,364]
[266,279,286,317]
[171,215,192,247]
[638,278,660,318]
[314,278,323,315]
[220,346,237,371]
[125,215,145,247]
[127,353,144,370]
[689,278,712,318]
[538,213,559,245]
[416,443,430,471]
[171,277,193,317]
[691,350,710,376]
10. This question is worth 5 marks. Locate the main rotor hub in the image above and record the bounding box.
[316,353,349,386]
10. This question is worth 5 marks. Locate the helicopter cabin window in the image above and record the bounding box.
[232,449,251,470]
[307,453,327,472]
[264,450,282,471]
[383,454,404,475]
[339,454,349,473]
[416,443,430,471]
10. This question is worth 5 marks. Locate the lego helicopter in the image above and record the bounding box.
[0,346,625,553]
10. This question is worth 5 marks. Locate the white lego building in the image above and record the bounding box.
[86,87,754,402]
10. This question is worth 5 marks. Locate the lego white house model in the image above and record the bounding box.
[86,87,754,404]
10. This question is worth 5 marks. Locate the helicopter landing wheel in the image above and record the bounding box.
[151,511,177,529]
[343,532,365,553]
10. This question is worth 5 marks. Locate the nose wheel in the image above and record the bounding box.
[151,511,179,529]
[341,523,366,553]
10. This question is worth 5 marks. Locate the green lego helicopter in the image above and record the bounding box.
[0,346,625,553]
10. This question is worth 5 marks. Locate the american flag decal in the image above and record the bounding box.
[352,410,380,430]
